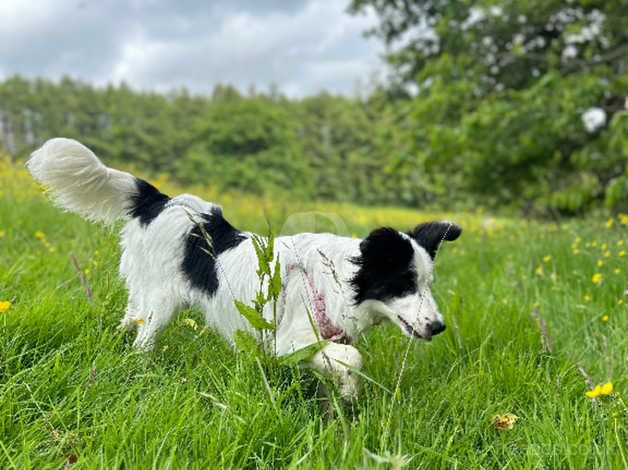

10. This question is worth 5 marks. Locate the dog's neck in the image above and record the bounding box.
[301,239,384,343]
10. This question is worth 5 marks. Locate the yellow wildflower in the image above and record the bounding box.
[617,240,624,247]
[0,300,12,313]
[585,381,613,398]
[614,268,621,275]
[0,230,5,238]
[183,318,199,331]
[543,255,552,263]
[573,248,580,255]
[619,250,625,257]
[492,413,519,430]
[597,260,604,267]
[592,273,602,284]
[84,268,90,275]
[619,214,628,225]
[605,218,614,228]
[601,314,609,322]
[133,318,145,325]
[604,251,611,258]
[34,230,45,239]
[584,294,592,302]
[535,265,543,276]
[601,243,608,250]
[591,240,598,247]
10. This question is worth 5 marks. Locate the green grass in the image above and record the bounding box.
[1,161,626,468]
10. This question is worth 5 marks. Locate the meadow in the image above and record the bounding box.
[0,158,626,468]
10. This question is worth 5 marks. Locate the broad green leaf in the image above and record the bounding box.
[234,300,274,330]
[279,340,328,366]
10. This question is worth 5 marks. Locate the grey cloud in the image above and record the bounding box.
[0,0,382,97]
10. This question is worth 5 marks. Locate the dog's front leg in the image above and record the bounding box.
[308,342,363,400]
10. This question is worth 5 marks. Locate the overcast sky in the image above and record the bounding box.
[0,0,384,97]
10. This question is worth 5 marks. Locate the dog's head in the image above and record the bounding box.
[350,221,461,340]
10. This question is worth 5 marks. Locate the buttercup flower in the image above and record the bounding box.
[597,260,604,267]
[592,273,602,284]
[614,268,621,275]
[605,218,614,228]
[619,250,625,257]
[34,230,45,239]
[584,294,592,302]
[535,265,543,276]
[585,381,613,398]
[601,314,609,322]
[543,255,551,263]
[0,300,12,313]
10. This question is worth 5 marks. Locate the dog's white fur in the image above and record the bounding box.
[28,138,450,399]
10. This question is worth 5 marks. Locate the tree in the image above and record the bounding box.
[349,0,628,213]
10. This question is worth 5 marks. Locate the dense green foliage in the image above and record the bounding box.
[349,0,627,214]
[0,1,626,214]
[1,162,626,468]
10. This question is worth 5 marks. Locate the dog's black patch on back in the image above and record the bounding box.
[349,227,417,304]
[129,178,170,226]
[182,207,247,296]
[406,221,462,259]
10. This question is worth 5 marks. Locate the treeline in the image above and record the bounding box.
[1,2,626,215]
[0,77,409,206]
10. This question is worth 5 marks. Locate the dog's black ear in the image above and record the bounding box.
[407,221,462,259]
[358,227,414,271]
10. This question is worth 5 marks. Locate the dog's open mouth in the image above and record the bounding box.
[397,315,431,341]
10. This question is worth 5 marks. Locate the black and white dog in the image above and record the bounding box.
[27,138,461,398]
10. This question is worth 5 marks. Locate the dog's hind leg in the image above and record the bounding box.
[129,291,180,350]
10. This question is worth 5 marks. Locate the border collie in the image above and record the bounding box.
[27,138,461,399]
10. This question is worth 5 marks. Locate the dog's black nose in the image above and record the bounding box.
[428,321,446,336]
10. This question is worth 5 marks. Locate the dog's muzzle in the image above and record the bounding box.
[398,316,446,341]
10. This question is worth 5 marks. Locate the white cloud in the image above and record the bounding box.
[0,0,383,97]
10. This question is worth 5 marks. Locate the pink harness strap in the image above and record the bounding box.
[284,263,349,344]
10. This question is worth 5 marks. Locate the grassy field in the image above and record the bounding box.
[0,158,626,468]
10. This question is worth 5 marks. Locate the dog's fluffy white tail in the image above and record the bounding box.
[27,138,143,224]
